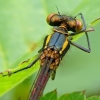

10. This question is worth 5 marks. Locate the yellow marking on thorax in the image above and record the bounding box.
[60,38,68,54]
[45,34,52,48]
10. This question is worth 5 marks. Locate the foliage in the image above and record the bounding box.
[0,0,100,100]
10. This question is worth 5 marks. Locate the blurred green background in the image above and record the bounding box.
[0,0,100,100]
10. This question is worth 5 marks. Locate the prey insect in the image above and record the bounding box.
[1,11,94,100]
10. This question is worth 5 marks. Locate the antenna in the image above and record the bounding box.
[55,5,60,15]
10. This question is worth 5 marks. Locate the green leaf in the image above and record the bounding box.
[90,18,100,26]
[0,0,100,100]
[40,90,100,100]
[40,89,57,100]
[87,96,100,100]
[58,91,85,100]
[0,56,39,97]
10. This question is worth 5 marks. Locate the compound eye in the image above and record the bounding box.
[75,19,83,31]
[46,13,56,24]
[46,13,62,26]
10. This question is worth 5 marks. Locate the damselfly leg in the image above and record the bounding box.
[70,13,94,35]
[69,33,91,53]
[1,56,40,76]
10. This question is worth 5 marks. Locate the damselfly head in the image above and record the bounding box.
[47,13,83,32]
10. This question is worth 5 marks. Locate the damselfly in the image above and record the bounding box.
[1,11,94,100]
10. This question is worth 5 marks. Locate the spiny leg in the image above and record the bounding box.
[68,13,94,52]
[0,56,40,77]
[69,32,91,53]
